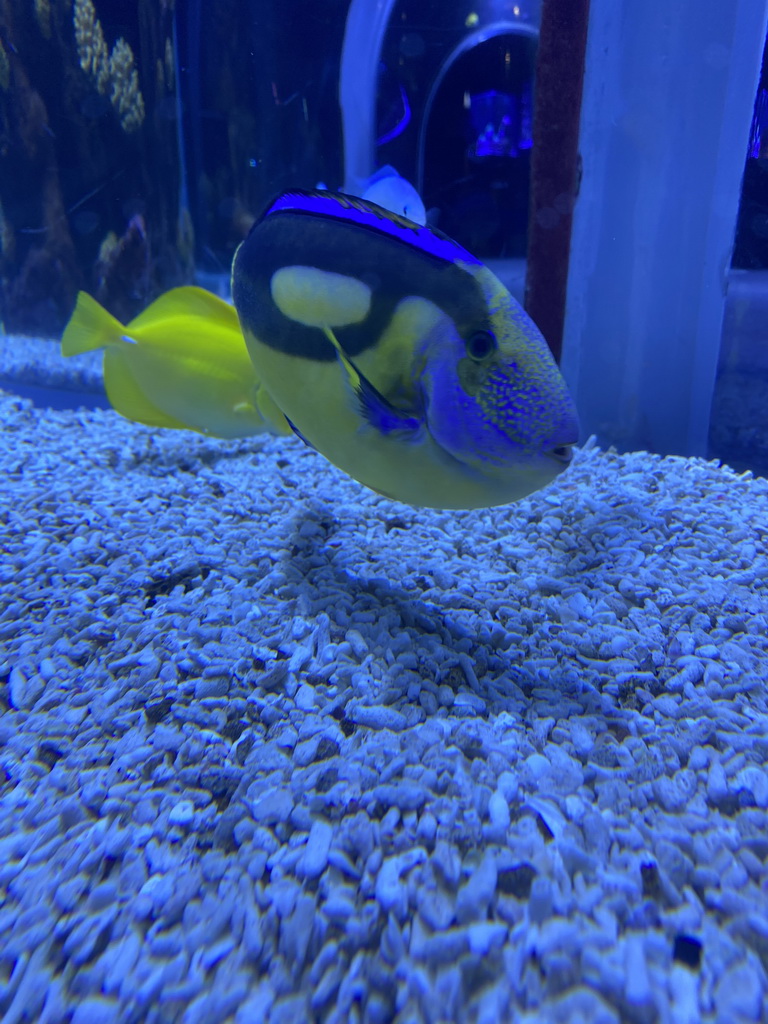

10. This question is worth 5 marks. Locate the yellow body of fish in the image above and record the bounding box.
[60,287,290,439]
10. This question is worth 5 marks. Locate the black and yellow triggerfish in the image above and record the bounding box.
[232,189,579,509]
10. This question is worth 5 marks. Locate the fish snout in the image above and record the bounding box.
[549,444,573,465]
[544,403,579,467]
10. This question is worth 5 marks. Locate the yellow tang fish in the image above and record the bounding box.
[232,189,579,509]
[60,287,290,439]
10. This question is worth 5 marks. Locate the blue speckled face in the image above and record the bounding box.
[421,265,579,473]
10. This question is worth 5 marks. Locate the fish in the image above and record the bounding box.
[359,165,427,226]
[317,166,428,224]
[60,287,291,439]
[231,189,579,509]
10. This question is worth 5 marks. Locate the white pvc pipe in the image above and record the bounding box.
[339,0,397,195]
[562,0,768,457]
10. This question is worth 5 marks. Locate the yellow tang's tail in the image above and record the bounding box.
[61,292,126,357]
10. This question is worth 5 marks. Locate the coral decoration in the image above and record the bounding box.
[73,0,145,132]
[0,0,187,335]
[74,0,110,96]
[94,215,149,322]
[109,38,145,133]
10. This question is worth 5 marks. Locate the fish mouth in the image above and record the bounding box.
[548,444,573,466]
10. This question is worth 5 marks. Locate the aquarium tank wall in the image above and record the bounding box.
[562,1,768,474]
[2,2,768,1024]
[176,0,347,280]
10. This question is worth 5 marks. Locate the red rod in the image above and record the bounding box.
[525,0,591,363]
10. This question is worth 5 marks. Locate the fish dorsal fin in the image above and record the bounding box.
[260,190,481,267]
[126,286,240,333]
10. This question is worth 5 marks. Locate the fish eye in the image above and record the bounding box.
[466,330,497,361]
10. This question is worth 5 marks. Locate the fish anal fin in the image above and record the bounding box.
[285,415,318,451]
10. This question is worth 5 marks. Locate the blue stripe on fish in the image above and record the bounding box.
[260,190,482,267]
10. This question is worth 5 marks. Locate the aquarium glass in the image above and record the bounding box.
[1,4,768,1024]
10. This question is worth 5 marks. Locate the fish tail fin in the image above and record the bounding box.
[61,292,126,357]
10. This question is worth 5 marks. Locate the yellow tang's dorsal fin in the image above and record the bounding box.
[126,286,241,332]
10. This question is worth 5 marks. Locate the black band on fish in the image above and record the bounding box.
[232,193,491,363]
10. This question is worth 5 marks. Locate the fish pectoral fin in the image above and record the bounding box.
[232,397,289,438]
[321,326,423,441]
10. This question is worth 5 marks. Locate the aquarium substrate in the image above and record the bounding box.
[1,388,768,1024]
